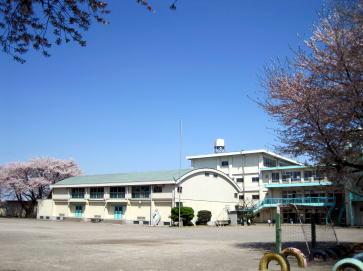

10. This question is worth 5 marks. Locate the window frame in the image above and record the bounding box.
[252,194,260,200]
[110,186,125,199]
[152,185,162,193]
[271,172,280,183]
[90,187,104,199]
[252,177,260,183]
[221,161,229,167]
[71,188,85,199]
[131,186,150,199]
[291,171,301,182]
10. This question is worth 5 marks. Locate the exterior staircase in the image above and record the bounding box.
[251,196,336,214]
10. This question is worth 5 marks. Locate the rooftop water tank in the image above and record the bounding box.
[214,139,225,153]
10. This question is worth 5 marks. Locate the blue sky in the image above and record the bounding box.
[0,0,324,174]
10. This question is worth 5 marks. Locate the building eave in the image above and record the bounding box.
[186,149,301,165]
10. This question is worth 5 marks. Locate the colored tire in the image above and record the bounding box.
[310,249,328,262]
[353,252,363,262]
[259,252,290,271]
[281,247,307,268]
[332,258,363,271]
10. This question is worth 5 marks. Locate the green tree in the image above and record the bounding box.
[171,206,194,225]
[196,210,212,225]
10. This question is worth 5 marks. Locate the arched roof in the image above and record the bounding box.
[176,168,241,192]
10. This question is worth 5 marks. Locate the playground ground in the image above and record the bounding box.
[0,218,362,271]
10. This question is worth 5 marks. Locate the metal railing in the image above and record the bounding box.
[90,192,104,199]
[71,193,84,199]
[261,196,335,206]
[110,192,126,199]
[131,192,150,199]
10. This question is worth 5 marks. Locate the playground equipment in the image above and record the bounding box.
[258,252,290,271]
[332,258,363,271]
[331,250,363,271]
[281,248,307,268]
[258,206,308,270]
[258,203,344,270]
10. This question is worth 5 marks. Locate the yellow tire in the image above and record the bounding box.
[259,252,290,271]
[281,247,307,268]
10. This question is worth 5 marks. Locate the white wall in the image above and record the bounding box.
[37,199,53,217]
[178,171,239,222]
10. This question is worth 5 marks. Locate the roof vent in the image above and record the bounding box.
[214,139,225,153]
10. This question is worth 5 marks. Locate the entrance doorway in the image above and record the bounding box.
[114,206,123,220]
[75,205,83,218]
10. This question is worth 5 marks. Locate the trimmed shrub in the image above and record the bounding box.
[196,210,212,225]
[171,206,194,225]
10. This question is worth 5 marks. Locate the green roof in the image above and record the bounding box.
[54,169,192,186]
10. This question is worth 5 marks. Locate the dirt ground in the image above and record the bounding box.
[0,218,362,271]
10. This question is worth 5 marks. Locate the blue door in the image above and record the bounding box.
[114,206,123,220]
[75,205,83,217]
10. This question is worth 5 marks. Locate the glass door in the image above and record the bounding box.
[114,206,123,220]
[75,205,83,217]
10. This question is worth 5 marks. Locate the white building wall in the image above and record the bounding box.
[37,199,53,218]
[178,171,239,222]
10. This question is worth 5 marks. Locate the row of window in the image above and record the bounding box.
[235,177,259,183]
[235,194,260,200]
[70,185,163,199]
[269,171,324,182]
[222,157,289,168]
[204,172,218,177]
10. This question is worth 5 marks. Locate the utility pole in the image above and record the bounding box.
[178,120,182,227]
[275,205,282,253]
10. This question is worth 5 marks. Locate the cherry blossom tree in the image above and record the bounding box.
[262,0,363,194]
[0,0,178,63]
[0,158,81,216]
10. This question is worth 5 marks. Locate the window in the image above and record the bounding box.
[153,186,162,193]
[314,171,324,181]
[252,177,259,183]
[282,172,292,182]
[239,195,244,200]
[234,193,238,198]
[291,171,301,182]
[221,161,229,167]
[236,178,244,183]
[263,157,277,167]
[132,186,150,199]
[110,187,125,198]
[304,171,313,181]
[177,186,183,193]
[90,187,104,199]
[71,188,85,198]
[252,194,260,200]
[213,173,218,178]
[204,172,210,177]
[272,172,280,182]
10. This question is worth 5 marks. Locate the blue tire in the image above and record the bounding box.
[353,252,363,262]
[332,258,363,271]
